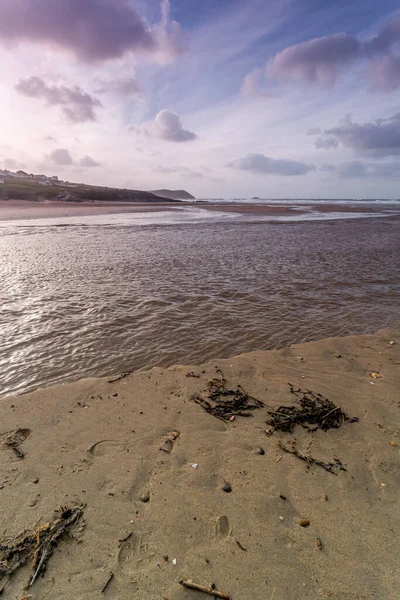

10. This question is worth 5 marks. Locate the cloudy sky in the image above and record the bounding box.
[1,0,400,198]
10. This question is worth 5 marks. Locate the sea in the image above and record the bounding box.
[1,198,400,397]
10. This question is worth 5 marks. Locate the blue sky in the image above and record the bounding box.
[0,0,400,198]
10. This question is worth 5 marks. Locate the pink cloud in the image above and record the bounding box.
[15,77,102,123]
[267,33,361,86]
[246,15,400,94]
[0,0,183,63]
[368,54,400,92]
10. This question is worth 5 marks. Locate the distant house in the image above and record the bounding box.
[0,178,4,184]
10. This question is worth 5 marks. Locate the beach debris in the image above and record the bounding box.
[192,463,199,469]
[2,428,31,459]
[168,430,181,440]
[235,540,247,552]
[101,572,114,593]
[371,372,382,379]
[191,378,263,421]
[230,416,235,422]
[172,559,177,565]
[390,441,397,447]
[266,385,358,434]
[278,440,347,475]
[0,505,84,588]
[389,341,395,345]
[280,495,287,500]
[317,538,323,550]
[180,580,231,599]
[299,519,310,528]
[222,482,232,493]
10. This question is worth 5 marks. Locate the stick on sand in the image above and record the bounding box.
[180,579,231,599]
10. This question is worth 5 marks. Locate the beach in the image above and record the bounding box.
[1,198,400,221]
[1,328,399,599]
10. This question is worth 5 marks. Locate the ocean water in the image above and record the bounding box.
[1,204,400,397]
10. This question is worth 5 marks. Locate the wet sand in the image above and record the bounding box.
[0,200,179,221]
[1,199,398,221]
[1,329,399,599]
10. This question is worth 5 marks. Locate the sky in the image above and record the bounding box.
[1,0,400,199]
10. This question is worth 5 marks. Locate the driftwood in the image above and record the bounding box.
[266,385,358,433]
[101,572,114,593]
[278,440,347,475]
[192,378,263,421]
[180,580,231,599]
[0,505,84,588]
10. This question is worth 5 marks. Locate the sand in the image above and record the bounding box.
[1,199,398,222]
[0,328,399,599]
[0,200,179,221]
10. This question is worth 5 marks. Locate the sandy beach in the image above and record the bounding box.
[1,328,399,599]
[1,199,398,222]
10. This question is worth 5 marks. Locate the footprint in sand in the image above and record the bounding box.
[118,532,140,565]
[3,428,31,446]
[87,440,122,457]
[216,515,231,540]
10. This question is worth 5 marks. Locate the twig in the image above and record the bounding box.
[101,572,114,593]
[41,576,55,599]
[180,580,231,599]
[278,440,347,475]
[235,539,247,551]
[0,505,84,589]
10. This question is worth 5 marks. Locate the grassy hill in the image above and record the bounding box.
[0,177,180,203]
[151,189,195,200]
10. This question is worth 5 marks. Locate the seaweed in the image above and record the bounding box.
[191,378,263,421]
[266,384,358,433]
[0,505,84,590]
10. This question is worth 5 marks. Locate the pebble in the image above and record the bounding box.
[140,491,150,503]
[279,494,287,500]
[32,477,39,484]
[279,516,284,521]
[371,372,382,379]
[192,463,199,469]
[299,519,310,527]
[222,483,232,493]
[172,559,177,565]
[230,416,235,422]
[389,341,395,345]
[317,537,323,550]
[390,441,397,447]
[258,448,265,455]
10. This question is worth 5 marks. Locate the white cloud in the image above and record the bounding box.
[130,110,197,142]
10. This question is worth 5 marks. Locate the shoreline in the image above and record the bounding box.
[1,328,399,599]
[1,198,400,222]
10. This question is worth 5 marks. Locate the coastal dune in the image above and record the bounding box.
[0,329,399,599]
